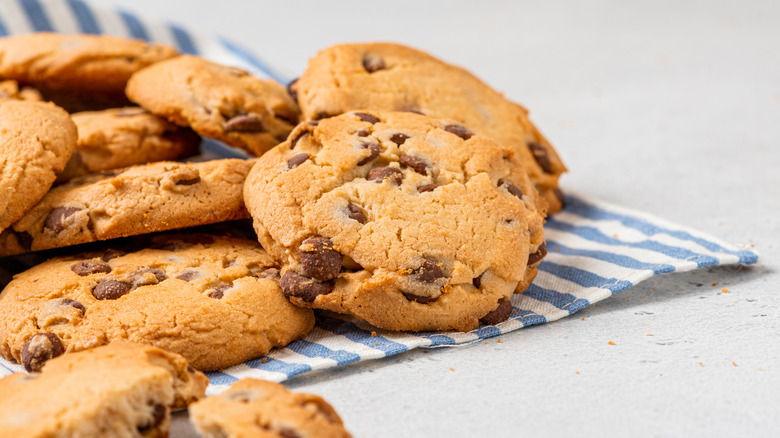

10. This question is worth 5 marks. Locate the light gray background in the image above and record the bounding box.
[97,1,779,436]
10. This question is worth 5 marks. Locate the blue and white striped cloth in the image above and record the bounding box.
[0,0,759,394]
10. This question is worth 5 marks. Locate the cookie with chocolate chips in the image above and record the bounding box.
[190,378,352,438]
[0,341,207,438]
[244,111,547,332]
[0,32,177,111]
[291,42,568,213]
[0,234,314,371]
[126,55,300,156]
[0,159,253,256]
[57,107,201,183]
[0,100,77,235]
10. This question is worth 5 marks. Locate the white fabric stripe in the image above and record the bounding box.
[40,0,80,34]
[0,0,33,34]
[137,19,176,46]
[545,251,656,281]
[88,3,129,37]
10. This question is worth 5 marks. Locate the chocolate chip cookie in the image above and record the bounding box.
[0,159,253,256]
[291,42,567,213]
[243,111,547,332]
[190,378,351,438]
[0,100,77,234]
[126,55,299,156]
[0,234,315,371]
[0,32,177,111]
[57,107,201,182]
[0,341,207,438]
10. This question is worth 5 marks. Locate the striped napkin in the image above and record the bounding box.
[0,0,759,394]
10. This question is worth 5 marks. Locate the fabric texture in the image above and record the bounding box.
[0,0,759,394]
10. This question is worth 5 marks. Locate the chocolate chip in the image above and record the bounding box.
[43,207,81,233]
[176,270,199,282]
[290,131,309,149]
[287,78,299,101]
[362,54,385,73]
[300,237,341,281]
[277,428,302,438]
[444,124,473,140]
[175,176,201,185]
[129,268,167,286]
[472,274,482,289]
[58,299,86,315]
[275,112,298,126]
[71,259,111,276]
[414,259,444,283]
[280,271,333,302]
[402,291,438,304]
[354,112,379,124]
[390,133,409,145]
[208,284,231,299]
[356,129,370,137]
[503,182,524,200]
[101,249,126,262]
[287,153,309,169]
[308,120,320,126]
[399,154,428,175]
[187,365,195,373]
[347,203,366,224]
[138,404,167,433]
[257,268,281,281]
[479,298,513,325]
[314,112,334,121]
[13,231,32,251]
[224,114,264,132]
[553,188,566,207]
[357,142,381,166]
[21,333,64,372]
[527,242,547,265]
[92,279,132,300]
[368,167,403,185]
[417,184,438,193]
[528,142,553,174]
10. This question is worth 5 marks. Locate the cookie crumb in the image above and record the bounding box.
[370,331,377,337]
[652,286,657,291]
[613,233,619,238]
[581,316,585,321]
[373,342,377,346]
[712,282,718,287]
[449,367,454,371]
[732,361,737,366]
[643,330,652,336]
[497,338,502,343]
[262,358,267,364]
[607,341,616,345]
[575,371,580,375]
[699,362,704,367]
[722,287,729,293]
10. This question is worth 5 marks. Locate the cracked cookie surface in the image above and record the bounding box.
[0,158,253,256]
[292,42,567,213]
[58,107,201,182]
[244,111,547,332]
[0,32,177,111]
[190,378,351,438]
[126,55,300,156]
[0,234,315,371]
[0,100,77,234]
[0,341,207,438]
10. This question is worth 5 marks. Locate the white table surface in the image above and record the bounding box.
[96,1,780,436]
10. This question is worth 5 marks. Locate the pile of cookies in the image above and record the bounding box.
[0,32,567,436]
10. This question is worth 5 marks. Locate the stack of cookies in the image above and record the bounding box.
[0,32,566,436]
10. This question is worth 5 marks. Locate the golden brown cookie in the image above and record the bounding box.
[126,55,299,156]
[244,111,547,332]
[0,341,208,438]
[0,234,315,371]
[0,100,76,234]
[0,159,253,256]
[0,79,44,101]
[0,32,177,111]
[190,379,351,438]
[57,107,201,182]
[292,42,567,213]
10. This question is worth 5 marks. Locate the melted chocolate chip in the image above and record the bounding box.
[71,259,111,276]
[362,54,385,73]
[43,207,82,233]
[503,182,524,199]
[300,237,342,281]
[527,242,547,265]
[129,268,167,286]
[21,333,64,372]
[355,129,370,137]
[528,142,553,174]
[280,271,334,302]
[175,176,201,185]
[14,231,32,251]
[479,298,513,325]
[402,291,438,304]
[58,298,86,315]
[287,153,309,169]
[444,124,474,140]
[354,112,379,124]
[390,133,409,145]
[314,112,334,121]
[414,259,444,283]
[224,114,264,132]
[257,268,281,281]
[417,184,438,193]
[357,142,381,166]
[553,188,566,207]
[287,78,299,102]
[399,154,428,175]
[290,131,309,149]
[138,404,167,433]
[367,167,403,185]
[472,274,482,289]
[275,112,298,126]
[101,249,126,262]
[92,279,132,300]
[208,284,231,300]
[277,428,302,438]
[347,203,367,224]
[176,270,199,282]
